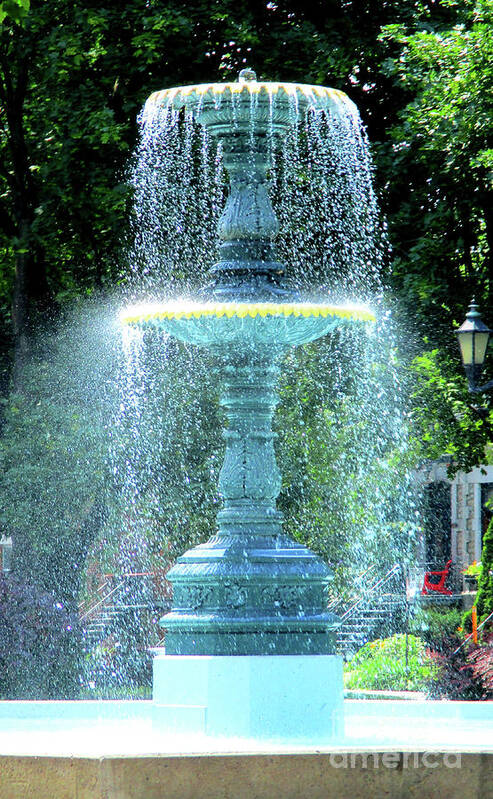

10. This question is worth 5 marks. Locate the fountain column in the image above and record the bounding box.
[160,70,339,658]
[162,347,339,656]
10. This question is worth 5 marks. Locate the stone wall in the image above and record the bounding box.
[451,465,493,567]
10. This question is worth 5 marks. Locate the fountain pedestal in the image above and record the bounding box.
[153,654,343,742]
[152,347,343,742]
[162,353,339,657]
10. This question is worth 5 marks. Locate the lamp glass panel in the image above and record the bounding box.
[458,331,474,365]
[474,331,490,365]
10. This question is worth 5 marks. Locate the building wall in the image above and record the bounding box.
[451,465,493,566]
[418,461,493,574]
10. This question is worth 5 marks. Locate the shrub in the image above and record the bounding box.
[410,606,462,651]
[467,632,493,695]
[463,561,481,578]
[0,574,79,699]
[426,632,492,700]
[343,633,435,691]
[476,516,493,625]
[462,517,493,634]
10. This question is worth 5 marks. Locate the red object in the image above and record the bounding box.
[472,606,478,644]
[421,559,453,596]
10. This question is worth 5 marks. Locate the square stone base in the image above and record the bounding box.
[152,653,343,743]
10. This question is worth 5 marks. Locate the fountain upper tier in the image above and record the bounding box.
[145,69,358,138]
[139,69,369,301]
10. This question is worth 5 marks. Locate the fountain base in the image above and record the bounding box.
[153,653,343,742]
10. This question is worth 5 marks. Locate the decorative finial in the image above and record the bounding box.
[467,298,480,318]
[238,68,257,83]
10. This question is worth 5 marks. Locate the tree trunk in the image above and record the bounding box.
[0,34,52,390]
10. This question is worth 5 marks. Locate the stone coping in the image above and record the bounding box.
[0,752,491,799]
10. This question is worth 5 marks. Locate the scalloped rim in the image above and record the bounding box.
[120,301,376,325]
[148,82,349,108]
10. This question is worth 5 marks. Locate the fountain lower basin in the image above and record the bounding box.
[120,301,375,349]
[0,698,491,799]
[1,698,492,755]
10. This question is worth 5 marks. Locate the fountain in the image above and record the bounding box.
[1,70,492,799]
[121,68,376,742]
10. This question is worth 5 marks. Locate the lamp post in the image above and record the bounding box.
[456,300,493,393]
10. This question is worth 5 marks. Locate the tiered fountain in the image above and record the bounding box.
[122,68,374,741]
[1,70,491,799]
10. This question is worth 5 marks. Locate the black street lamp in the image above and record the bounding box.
[457,300,493,393]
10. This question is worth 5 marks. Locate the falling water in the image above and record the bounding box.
[128,90,383,301]
[26,82,421,695]
[114,86,419,627]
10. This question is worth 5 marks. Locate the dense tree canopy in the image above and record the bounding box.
[378,0,492,468]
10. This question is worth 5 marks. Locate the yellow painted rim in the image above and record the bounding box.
[120,301,375,325]
[148,83,348,106]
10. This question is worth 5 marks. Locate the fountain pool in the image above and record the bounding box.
[1,698,492,755]
[0,700,491,798]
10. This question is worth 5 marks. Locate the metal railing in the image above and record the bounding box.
[79,569,171,623]
[79,580,126,622]
[339,563,403,623]
[452,609,493,655]
[327,564,380,614]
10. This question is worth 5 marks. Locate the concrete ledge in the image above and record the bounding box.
[0,752,492,799]
[344,689,426,701]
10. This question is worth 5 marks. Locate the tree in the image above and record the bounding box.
[0,301,118,608]
[380,1,491,308]
[376,0,493,468]
[476,515,493,624]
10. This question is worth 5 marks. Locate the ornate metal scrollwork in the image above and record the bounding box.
[261,585,302,611]
[224,582,247,608]
[181,585,213,610]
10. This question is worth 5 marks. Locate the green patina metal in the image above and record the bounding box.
[131,70,362,655]
[163,351,339,655]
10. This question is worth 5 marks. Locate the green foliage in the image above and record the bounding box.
[376,1,493,468]
[476,515,493,624]
[463,561,482,577]
[410,606,463,649]
[344,633,436,691]
[0,301,118,606]
[0,0,29,25]
[379,1,492,311]
[408,348,492,472]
